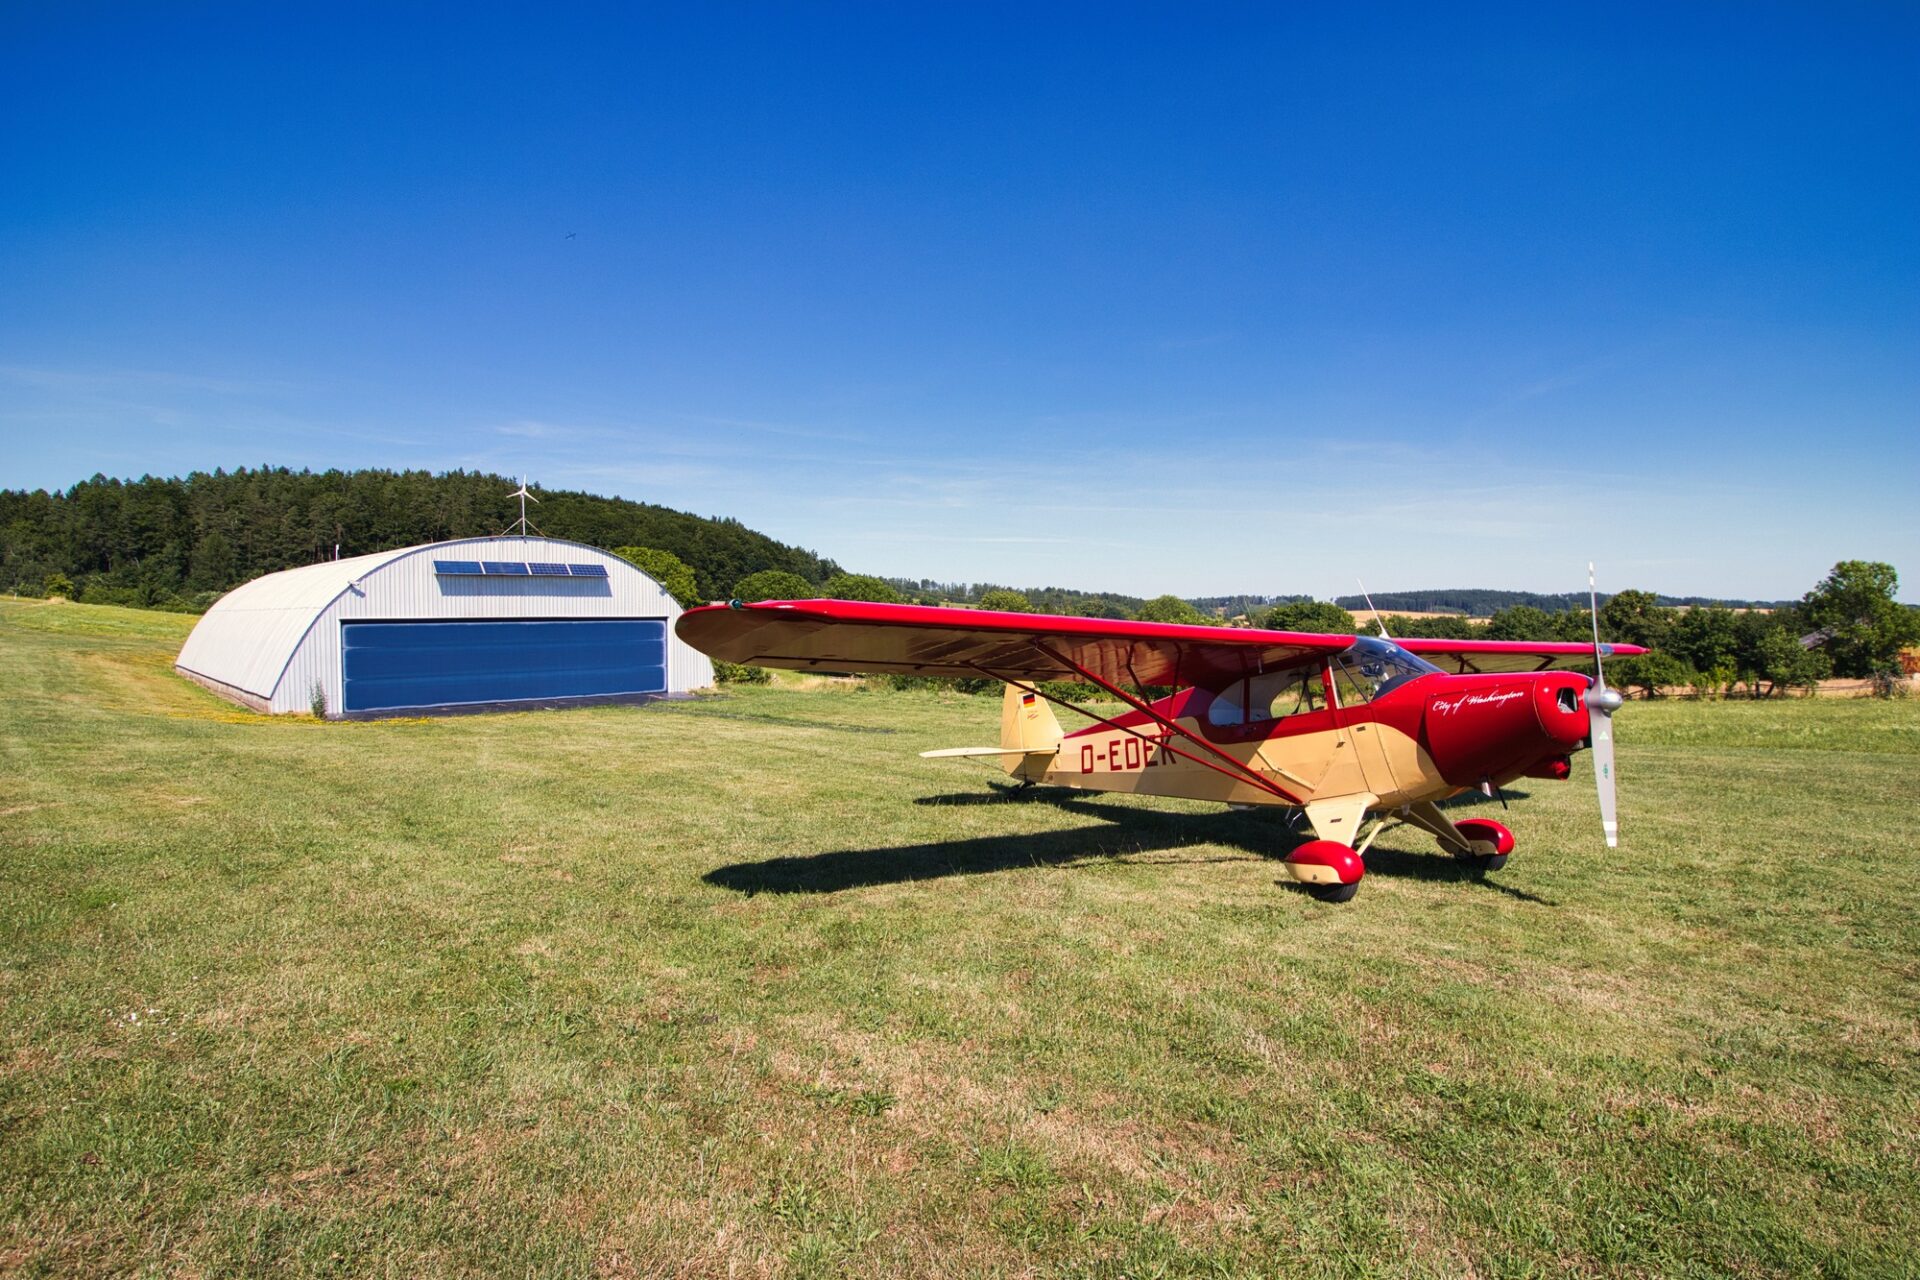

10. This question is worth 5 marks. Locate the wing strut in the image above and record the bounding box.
[971,640,1305,804]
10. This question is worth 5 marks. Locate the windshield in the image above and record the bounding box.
[1333,636,1442,703]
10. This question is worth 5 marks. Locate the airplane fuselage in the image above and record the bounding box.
[1029,666,1595,813]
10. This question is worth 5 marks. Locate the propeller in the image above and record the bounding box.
[1586,562,1624,847]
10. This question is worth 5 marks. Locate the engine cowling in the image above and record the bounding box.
[1421,673,1592,786]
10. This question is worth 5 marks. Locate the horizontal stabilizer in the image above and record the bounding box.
[919,745,1059,759]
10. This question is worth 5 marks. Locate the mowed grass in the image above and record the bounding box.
[2,599,1916,1278]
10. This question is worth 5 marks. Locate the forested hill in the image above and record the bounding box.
[1332,588,1793,615]
[0,468,838,608]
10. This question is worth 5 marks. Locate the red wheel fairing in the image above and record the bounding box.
[1452,817,1515,856]
[1283,839,1364,886]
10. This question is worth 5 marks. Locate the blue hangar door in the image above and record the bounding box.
[340,618,667,713]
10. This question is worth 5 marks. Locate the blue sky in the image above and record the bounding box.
[3,4,1915,600]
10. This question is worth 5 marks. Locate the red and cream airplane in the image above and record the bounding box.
[677,576,1643,902]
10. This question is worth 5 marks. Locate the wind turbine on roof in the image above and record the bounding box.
[504,477,543,537]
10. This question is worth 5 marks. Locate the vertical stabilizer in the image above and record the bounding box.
[920,685,1062,780]
[1000,682,1063,780]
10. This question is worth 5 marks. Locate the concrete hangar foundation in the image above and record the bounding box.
[175,536,714,718]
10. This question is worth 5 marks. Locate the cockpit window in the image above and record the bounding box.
[1207,666,1326,727]
[1332,636,1442,704]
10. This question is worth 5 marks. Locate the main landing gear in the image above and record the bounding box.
[1282,840,1365,903]
[1448,817,1515,873]
[1280,798,1375,903]
[1281,803,1519,903]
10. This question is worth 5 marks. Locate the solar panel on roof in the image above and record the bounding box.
[528,562,571,576]
[481,561,530,575]
[433,560,485,575]
[568,563,609,578]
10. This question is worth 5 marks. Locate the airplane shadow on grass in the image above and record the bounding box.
[704,782,1554,905]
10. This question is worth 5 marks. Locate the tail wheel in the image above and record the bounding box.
[1450,817,1514,872]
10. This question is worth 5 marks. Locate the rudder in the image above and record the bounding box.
[1000,683,1063,780]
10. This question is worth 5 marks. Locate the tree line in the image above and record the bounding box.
[1353,563,1916,695]
[2,468,838,608]
[662,557,1912,697]
[1330,587,1793,615]
[8,469,1910,697]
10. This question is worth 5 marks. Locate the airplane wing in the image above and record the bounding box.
[1397,638,1649,674]
[675,600,1353,690]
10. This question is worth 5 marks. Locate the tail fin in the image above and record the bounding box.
[1000,682,1063,780]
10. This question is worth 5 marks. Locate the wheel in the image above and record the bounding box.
[1448,817,1514,871]
[1284,839,1364,902]
[1450,817,1514,853]
[1448,817,1513,873]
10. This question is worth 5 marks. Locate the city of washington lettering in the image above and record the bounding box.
[1429,688,1528,717]
[1076,730,1175,773]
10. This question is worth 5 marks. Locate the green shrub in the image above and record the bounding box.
[1754,628,1828,696]
[714,661,771,685]
[1135,594,1208,625]
[732,570,814,603]
[1259,601,1356,633]
[1036,680,1102,701]
[862,675,1147,704]
[1365,613,1478,639]
[976,589,1033,613]
[1612,652,1695,699]
[821,573,905,603]
[868,674,997,694]
[611,546,701,608]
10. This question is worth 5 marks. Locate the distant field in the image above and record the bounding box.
[1360,609,1481,621]
[3,599,1917,1277]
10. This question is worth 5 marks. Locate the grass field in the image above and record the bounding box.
[3,599,1917,1277]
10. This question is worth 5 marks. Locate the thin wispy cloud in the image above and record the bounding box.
[1151,332,1238,352]
[493,420,575,439]
[837,533,1093,546]
[670,413,873,445]
[0,364,298,397]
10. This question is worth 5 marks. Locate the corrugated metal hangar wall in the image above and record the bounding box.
[175,536,715,717]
